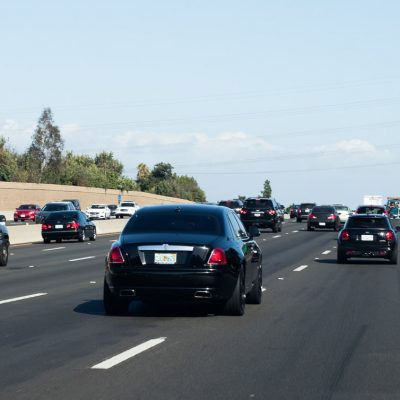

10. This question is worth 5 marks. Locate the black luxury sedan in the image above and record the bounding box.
[103,204,263,316]
[307,205,340,231]
[239,197,282,232]
[337,214,399,264]
[41,210,97,243]
[0,223,10,266]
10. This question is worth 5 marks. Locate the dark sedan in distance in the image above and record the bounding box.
[307,205,340,231]
[103,204,263,316]
[337,214,399,264]
[41,211,97,243]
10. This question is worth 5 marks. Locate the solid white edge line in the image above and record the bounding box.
[0,293,48,305]
[293,265,308,272]
[43,247,66,252]
[69,256,96,262]
[91,337,166,370]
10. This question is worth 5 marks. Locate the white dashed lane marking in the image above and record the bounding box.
[42,247,66,252]
[0,293,47,305]
[293,265,308,272]
[321,250,331,255]
[69,256,96,262]
[272,235,282,239]
[91,338,166,370]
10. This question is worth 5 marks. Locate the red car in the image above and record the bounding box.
[14,204,41,222]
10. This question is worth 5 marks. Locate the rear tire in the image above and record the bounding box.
[389,251,398,265]
[337,249,347,264]
[246,266,262,304]
[103,281,130,315]
[78,230,86,242]
[222,269,245,316]
[90,229,97,241]
[0,244,9,266]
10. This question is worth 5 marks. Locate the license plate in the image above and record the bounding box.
[319,222,326,226]
[254,213,261,217]
[55,224,63,229]
[154,253,177,264]
[361,235,374,241]
[21,214,25,217]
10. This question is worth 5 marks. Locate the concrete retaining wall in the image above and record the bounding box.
[0,181,191,212]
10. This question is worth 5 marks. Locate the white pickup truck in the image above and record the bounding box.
[115,201,140,219]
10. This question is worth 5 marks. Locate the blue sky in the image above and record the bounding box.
[1,1,400,208]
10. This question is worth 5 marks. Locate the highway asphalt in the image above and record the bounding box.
[1,221,400,399]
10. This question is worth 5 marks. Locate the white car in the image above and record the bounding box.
[85,204,111,220]
[334,204,352,224]
[115,201,140,218]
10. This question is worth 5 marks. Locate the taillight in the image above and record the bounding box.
[386,231,395,242]
[340,230,350,240]
[328,214,336,220]
[207,248,227,265]
[66,221,80,229]
[268,209,276,215]
[108,246,125,264]
[309,213,317,219]
[240,208,248,215]
[41,223,52,230]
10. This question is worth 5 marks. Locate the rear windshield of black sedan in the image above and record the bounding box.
[42,204,70,211]
[124,213,223,235]
[346,217,389,229]
[312,206,335,213]
[44,211,80,221]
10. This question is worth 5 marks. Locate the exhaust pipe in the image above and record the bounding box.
[120,289,136,297]
[194,290,212,299]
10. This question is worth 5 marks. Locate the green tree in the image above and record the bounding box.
[0,136,19,181]
[136,163,151,191]
[25,108,64,183]
[261,179,272,198]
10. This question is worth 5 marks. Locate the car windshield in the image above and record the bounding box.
[335,206,348,211]
[219,201,241,208]
[120,202,134,207]
[124,213,223,235]
[301,203,315,209]
[244,199,273,209]
[347,217,389,229]
[43,204,69,211]
[18,204,36,210]
[44,211,80,221]
[91,205,105,209]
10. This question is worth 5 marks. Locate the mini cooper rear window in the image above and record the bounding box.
[347,217,389,229]
[125,213,223,235]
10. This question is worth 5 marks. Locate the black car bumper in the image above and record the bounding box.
[338,243,397,259]
[308,221,336,229]
[42,230,79,241]
[105,267,238,303]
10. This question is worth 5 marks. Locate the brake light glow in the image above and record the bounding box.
[41,223,52,230]
[268,210,276,216]
[340,230,350,241]
[66,221,80,229]
[327,214,336,220]
[240,209,248,215]
[385,231,395,242]
[309,213,317,220]
[108,246,125,264]
[207,248,227,265]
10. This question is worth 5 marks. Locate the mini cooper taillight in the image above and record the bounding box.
[385,231,395,242]
[207,248,227,265]
[108,246,125,264]
[340,230,350,241]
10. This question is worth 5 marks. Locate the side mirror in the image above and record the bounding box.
[248,225,260,238]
